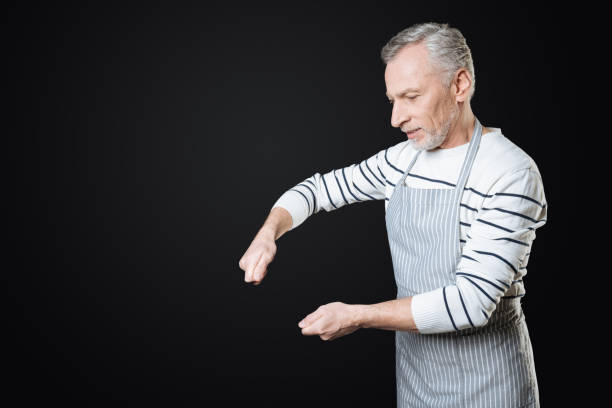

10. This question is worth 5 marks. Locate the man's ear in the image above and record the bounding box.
[452,68,472,103]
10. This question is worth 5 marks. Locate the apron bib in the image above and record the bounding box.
[385,120,539,407]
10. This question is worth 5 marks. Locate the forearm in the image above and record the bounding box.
[260,206,293,241]
[269,149,390,232]
[355,297,419,332]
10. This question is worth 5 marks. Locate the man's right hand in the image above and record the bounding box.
[239,227,278,286]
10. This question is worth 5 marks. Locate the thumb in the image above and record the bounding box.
[252,254,269,281]
[299,311,321,328]
[246,253,263,282]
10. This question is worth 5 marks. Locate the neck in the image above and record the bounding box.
[437,106,476,149]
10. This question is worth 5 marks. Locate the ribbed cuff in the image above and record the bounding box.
[411,288,450,334]
[271,191,310,230]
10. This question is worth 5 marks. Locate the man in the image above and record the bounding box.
[239,22,546,407]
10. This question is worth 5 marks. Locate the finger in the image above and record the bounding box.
[299,311,323,329]
[298,312,317,328]
[300,321,318,335]
[302,318,325,336]
[245,253,263,282]
[252,254,269,282]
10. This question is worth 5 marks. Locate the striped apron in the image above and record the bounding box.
[385,120,539,407]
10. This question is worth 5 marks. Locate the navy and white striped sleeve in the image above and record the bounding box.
[271,147,390,230]
[411,166,548,334]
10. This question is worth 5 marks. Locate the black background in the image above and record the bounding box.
[13,1,562,406]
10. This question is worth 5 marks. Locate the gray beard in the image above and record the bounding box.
[409,106,458,151]
[409,130,447,151]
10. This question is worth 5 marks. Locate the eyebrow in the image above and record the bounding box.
[386,87,419,99]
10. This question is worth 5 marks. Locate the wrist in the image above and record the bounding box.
[352,304,372,329]
[257,224,277,241]
[262,207,293,240]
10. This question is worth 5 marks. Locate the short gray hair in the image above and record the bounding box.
[380,22,476,100]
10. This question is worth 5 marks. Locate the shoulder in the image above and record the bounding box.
[475,129,546,204]
[476,128,542,179]
[378,139,416,168]
[375,139,422,183]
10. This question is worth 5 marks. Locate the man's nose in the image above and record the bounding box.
[390,102,410,129]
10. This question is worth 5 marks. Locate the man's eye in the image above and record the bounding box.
[407,95,418,100]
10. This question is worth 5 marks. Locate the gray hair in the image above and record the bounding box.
[380,22,476,100]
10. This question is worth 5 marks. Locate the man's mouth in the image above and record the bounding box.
[405,128,421,139]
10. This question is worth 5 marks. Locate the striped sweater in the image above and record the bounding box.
[271,128,548,334]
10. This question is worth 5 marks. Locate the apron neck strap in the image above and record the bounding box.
[396,118,483,200]
[397,149,422,187]
[452,118,482,203]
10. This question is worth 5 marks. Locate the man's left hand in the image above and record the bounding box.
[298,301,361,341]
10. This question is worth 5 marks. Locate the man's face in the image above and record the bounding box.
[384,42,458,150]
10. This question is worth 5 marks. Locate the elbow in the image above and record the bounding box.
[471,308,493,328]
[462,299,496,329]
[456,279,500,329]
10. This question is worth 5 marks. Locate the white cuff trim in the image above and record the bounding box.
[411,288,451,334]
[271,191,310,230]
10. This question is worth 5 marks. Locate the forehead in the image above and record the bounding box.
[384,42,438,96]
